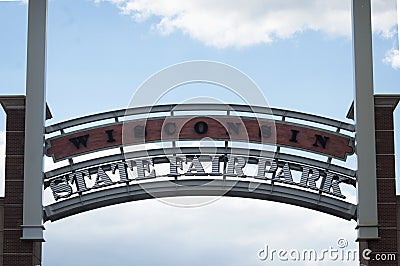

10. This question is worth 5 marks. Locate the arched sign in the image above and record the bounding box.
[11,1,394,264]
[43,104,357,222]
[46,116,353,162]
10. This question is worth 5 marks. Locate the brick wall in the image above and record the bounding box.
[358,96,399,265]
[0,96,42,266]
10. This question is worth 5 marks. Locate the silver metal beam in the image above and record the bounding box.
[43,179,357,222]
[43,148,356,181]
[22,0,48,241]
[351,0,379,240]
[45,104,355,134]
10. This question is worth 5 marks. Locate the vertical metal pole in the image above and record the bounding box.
[352,0,379,240]
[22,0,47,240]
[397,0,400,59]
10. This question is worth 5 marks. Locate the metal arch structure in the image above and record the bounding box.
[43,179,357,222]
[3,0,397,265]
[42,104,358,223]
[22,0,379,242]
[20,4,385,266]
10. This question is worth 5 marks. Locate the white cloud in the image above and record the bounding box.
[383,48,400,68]
[95,0,398,48]
[0,0,27,3]
[371,0,398,38]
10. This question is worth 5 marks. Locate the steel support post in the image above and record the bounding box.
[351,0,379,240]
[22,0,48,241]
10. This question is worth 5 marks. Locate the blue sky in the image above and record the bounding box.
[0,0,399,265]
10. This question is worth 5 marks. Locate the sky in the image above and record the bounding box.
[0,0,399,265]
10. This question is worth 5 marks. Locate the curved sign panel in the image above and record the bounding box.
[43,104,357,222]
[46,117,354,161]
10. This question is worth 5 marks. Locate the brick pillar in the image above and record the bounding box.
[0,96,42,266]
[0,198,4,265]
[354,95,400,265]
[397,197,400,266]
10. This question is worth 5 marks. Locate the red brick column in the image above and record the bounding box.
[356,95,399,265]
[0,96,42,266]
